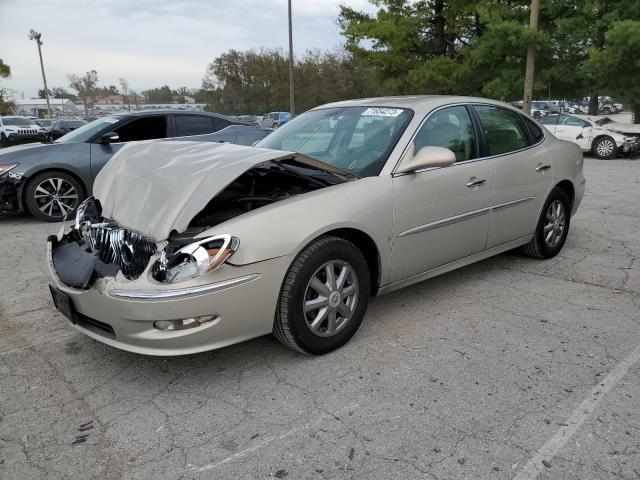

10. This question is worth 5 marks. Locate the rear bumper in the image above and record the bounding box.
[47,240,291,356]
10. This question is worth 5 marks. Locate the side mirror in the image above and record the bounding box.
[396,146,456,174]
[99,132,120,144]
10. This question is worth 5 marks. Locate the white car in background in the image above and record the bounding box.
[0,116,47,146]
[540,114,640,159]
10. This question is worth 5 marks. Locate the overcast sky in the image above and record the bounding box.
[0,0,376,98]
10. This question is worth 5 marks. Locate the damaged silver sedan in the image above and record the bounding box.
[48,96,585,355]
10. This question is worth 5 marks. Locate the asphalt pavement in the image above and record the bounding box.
[0,157,639,480]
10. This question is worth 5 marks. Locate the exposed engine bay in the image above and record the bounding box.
[51,160,346,289]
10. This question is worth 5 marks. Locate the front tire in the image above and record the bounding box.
[274,236,371,355]
[521,187,571,259]
[24,171,85,222]
[592,136,617,159]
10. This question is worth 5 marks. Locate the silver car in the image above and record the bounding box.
[47,96,585,356]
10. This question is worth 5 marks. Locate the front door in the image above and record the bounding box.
[554,114,592,150]
[89,115,169,180]
[392,105,491,281]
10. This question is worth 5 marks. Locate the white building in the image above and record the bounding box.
[13,98,78,117]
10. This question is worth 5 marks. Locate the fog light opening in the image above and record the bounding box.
[153,315,219,331]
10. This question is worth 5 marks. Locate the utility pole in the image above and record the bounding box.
[28,29,52,117]
[288,0,295,118]
[522,0,540,116]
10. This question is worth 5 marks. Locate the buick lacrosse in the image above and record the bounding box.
[47,96,585,355]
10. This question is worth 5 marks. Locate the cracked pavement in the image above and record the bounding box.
[1,157,639,479]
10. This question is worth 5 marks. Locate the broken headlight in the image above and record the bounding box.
[152,234,239,284]
[74,197,101,230]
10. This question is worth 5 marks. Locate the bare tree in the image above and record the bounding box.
[67,70,98,115]
[119,77,131,111]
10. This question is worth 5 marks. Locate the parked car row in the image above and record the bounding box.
[45,95,585,356]
[0,110,271,221]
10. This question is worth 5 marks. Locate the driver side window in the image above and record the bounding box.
[114,116,168,142]
[413,106,477,162]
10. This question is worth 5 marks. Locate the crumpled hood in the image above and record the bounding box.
[93,140,349,241]
[600,123,640,134]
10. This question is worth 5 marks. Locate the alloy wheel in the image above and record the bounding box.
[303,260,359,337]
[596,139,615,157]
[33,178,79,218]
[543,200,566,248]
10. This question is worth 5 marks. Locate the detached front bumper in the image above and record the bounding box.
[47,239,291,356]
[621,136,640,154]
[0,174,24,214]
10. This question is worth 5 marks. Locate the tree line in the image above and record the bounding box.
[200,0,639,120]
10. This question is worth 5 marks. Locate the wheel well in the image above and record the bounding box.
[22,168,88,203]
[555,180,575,210]
[324,228,381,296]
[592,134,616,147]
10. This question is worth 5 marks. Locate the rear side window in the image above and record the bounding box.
[175,116,215,136]
[473,105,530,155]
[413,106,477,162]
[522,116,544,143]
[539,115,558,126]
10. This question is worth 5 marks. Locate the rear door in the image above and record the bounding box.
[473,105,554,249]
[89,115,169,179]
[391,105,491,281]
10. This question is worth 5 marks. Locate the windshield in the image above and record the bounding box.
[257,106,413,177]
[595,117,614,126]
[3,117,36,126]
[55,116,124,143]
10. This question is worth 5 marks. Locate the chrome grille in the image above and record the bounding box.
[18,129,39,135]
[82,223,156,279]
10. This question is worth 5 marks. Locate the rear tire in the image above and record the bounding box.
[521,187,571,259]
[274,236,371,355]
[24,171,85,222]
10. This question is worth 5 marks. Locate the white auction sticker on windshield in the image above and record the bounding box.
[362,107,403,117]
[103,117,119,123]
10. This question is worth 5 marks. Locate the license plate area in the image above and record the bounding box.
[49,285,75,323]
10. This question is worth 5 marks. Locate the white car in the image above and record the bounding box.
[0,116,47,146]
[540,114,640,159]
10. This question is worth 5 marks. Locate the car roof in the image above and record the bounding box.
[313,95,513,114]
[125,109,238,122]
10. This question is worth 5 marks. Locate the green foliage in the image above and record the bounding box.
[0,58,14,115]
[585,20,640,122]
[201,48,383,115]
[338,0,640,105]
[141,85,173,103]
[67,70,99,114]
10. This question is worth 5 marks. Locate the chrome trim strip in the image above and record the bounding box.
[399,207,491,237]
[398,196,536,238]
[109,274,261,300]
[491,196,536,212]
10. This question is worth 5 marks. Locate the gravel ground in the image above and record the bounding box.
[0,157,639,480]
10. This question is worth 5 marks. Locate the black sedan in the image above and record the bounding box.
[0,110,271,221]
[49,120,87,141]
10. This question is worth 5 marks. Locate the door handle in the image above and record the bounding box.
[536,164,551,172]
[466,177,486,188]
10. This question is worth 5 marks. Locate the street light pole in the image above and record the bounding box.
[288,0,295,118]
[522,0,540,116]
[28,29,52,117]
